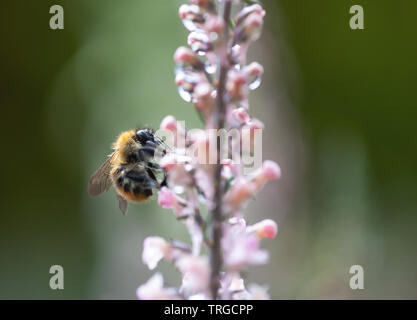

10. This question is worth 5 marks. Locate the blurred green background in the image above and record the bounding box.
[1,0,416,299]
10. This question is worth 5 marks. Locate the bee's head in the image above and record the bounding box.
[135,128,155,145]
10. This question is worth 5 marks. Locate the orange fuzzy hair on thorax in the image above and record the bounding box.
[112,130,137,164]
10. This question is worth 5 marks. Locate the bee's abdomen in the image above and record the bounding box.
[112,167,153,202]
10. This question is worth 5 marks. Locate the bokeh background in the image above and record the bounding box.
[1,0,416,299]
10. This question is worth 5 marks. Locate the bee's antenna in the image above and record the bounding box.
[154,134,173,152]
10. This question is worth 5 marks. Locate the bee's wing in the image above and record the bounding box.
[117,194,128,215]
[88,153,116,197]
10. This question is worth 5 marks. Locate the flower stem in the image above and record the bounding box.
[209,0,232,300]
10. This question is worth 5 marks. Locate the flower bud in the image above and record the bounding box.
[259,160,281,180]
[250,160,281,192]
[247,219,278,239]
[158,187,176,209]
[247,118,265,131]
[226,70,248,101]
[188,31,211,55]
[176,255,210,296]
[224,233,269,270]
[235,4,266,26]
[231,107,250,125]
[224,178,256,212]
[160,116,186,149]
[187,129,210,164]
[228,277,251,299]
[174,46,203,69]
[235,5,265,44]
[175,71,204,102]
[160,115,177,132]
[243,62,264,90]
[204,15,225,39]
[194,83,214,116]
[179,4,206,31]
[241,119,264,153]
[142,237,170,270]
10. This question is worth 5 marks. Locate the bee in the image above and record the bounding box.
[88,128,167,214]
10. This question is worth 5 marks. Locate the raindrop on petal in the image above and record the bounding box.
[248,75,262,90]
[175,70,201,102]
[188,31,211,56]
[205,62,216,74]
[178,86,193,102]
[180,5,206,32]
[174,186,185,194]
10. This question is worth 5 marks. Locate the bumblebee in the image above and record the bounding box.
[88,128,166,214]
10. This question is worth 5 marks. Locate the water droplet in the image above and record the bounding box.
[183,20,198,32]
[248,75,262,90]
[209,32,218,42]
[176,71,200,102]
[178,86,192,102]
[188,31,210,56]
[205,62,216,74]
[181,5,206,32]
[173,186,185,194]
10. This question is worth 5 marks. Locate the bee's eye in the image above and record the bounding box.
[136,130,152,144]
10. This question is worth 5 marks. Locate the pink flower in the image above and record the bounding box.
[226,70,248,101]
[247,118,265,130]
[223,224,269,270]
[236,4,266,26]
[204,15,225,35]
[243,62,264,90]
[221,159,240,180]
[185,217,204,255]
[160,115,178,132]
[174,46,203,69]
[160,154,194,189]
[235,4,265,44]
[223,178,256,212]
[176,255,210,296]
[188,31,211,54]
[158,187,176,209]
[194,167,214,202]
[134,0,280,301]
[178,4,206,32]
[251,160,281,192]
[142,236,170,270]
[136,273,179,300]
[247,219,278,239]
[231,107,250,125]
[186,129,212,165]
[247,283,270,300]
[243,62,264,78]
[194,83,215,117]
[228,277,251,299]
[158,187,185,216]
